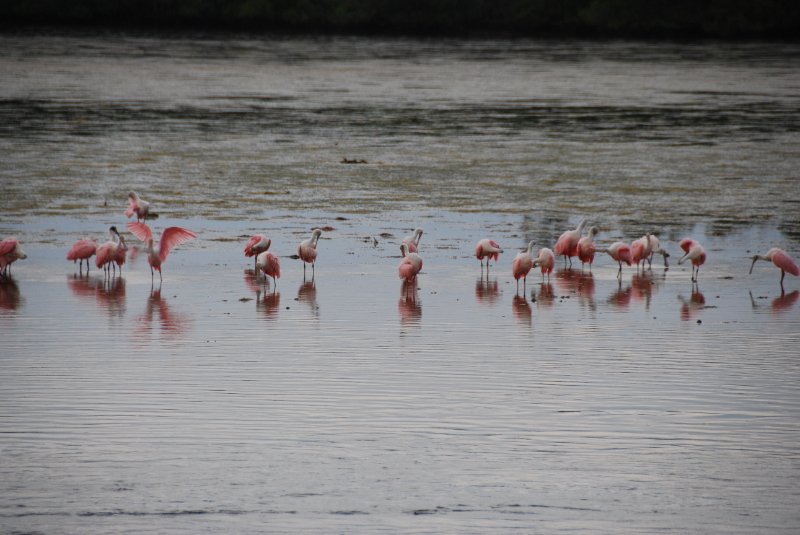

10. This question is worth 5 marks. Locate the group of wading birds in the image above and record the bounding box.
[0,192,799,293]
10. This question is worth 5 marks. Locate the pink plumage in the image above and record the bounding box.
[256,251,281,284]
[244,235,271,257]
[126,222,196,281]
[475,238,503,265]
[67,238,97,261]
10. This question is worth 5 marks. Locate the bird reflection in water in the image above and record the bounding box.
[630,270,665,311]
[533,282,555,308]
[555,269,595,311]
[0,277,22,311]
[678,285,705,321]
[257,289,281,321]
[68,274,126,317]
[136,287,190,338]
[607,280,632,309]
[399,280,421,327]
[511,294,532,326]
[297,279,319,318]
[749,289,799,314]
[475,276,500,306]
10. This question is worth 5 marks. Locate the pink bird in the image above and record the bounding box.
[576,226,599,271]
[0,237,27,278]
[244,234,272,269]
[124,191,152,222]
[677,238,706,282]
[631,234,669,269]
[95,226,122,275]
[679,238,698,254]
[297,228,322,279]
[401,228,423,254]
[127,222,197,283]
[475,239,503,270]
[750,248,799,288]
[256,251,281,287]
[67,238,97,272]
[511,240,536,293]
[533,247,555,281]
[603,241,632,278]
[399,242,423,282]
[114,234,128,273]
[554,218,587,268]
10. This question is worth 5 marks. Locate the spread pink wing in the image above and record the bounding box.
[126,222,153,242]
[773,249,800,276]
[158,227,197,262]
[0,238,19,256]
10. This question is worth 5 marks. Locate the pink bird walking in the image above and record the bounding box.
[124,191,153,222]
[127,222,197,283]
[256,251,281,288]
[602,241,632,278]
[401,228,423,254]
[554,218,587,268]
[244,234,271,269]
[533,247,555,281]
[576,226,599,271]
[677,238,706,282]
[95,226,123,276]
[297,228,322,279]
[511,240,536,294]
[750,248,799,288]
[67,238,97,273]
[475,239,503,270]
[399,242,423,282]
[0,237,27,278]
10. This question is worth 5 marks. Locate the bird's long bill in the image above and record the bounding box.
[749,257,758,275]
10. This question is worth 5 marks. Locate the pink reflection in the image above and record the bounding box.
[534,283,555,308]
[258,290,281,321]
[475,277,500,305]
[297,280,318,317]
[0,277,22,311]
[607,281,632,309]
[399,280,421,326]
[750,290,799,314]
[678,286,705,321]
[95,276,126,317]
[134,288,191,339]
[631,271,664,310]
[512,294,532,326]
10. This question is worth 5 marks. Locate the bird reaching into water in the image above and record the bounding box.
[127,222,196,284]
[677,238,706,282]
[298,228,322,280]
[749,248,799,288]
[475,239,503,270]
[554,218,587,268]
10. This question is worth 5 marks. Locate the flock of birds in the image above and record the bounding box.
[1,192,799,293]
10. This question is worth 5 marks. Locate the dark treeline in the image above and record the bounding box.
[2,0,799,38]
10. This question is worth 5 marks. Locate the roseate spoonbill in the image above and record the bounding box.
[0,237,27,278]
[644,234,670,268]
[679,238,698,254]
[512,240,535,293]
[602,241,632,278]
[67,238,97,272]
[475,239,503,270]
[631,234,661,270]
[244,234,271,269]
[127,222,197,283]
[533,247,555,282]
[677,238,706,282]
[399,242,423,282]
[256,251,281,288]
[95,227,122,275]
[576,226,599,271]
[554,218,587,268]
[113,234,128,273]
[749,248,799,288]
[125,191,153,222]
[297,228,322,279]
[401,228,423,254]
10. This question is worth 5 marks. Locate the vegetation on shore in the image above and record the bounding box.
[2,0,799,38]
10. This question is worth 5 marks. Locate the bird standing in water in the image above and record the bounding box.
[256,251,281,289]
[127,222,196,284]
[67,238,97,273]
[0,237,27,278]
[512,240,536,294]
[750,248,799,288]
[298,228,322,280]
[398,242,423,282]
[533,247,555,282]
[602,241,632,278]
[95,226,122,276]
[554,218,587,268]
[244,234,271,270]
[475,239,503,271]
[677,238,706,282]
[577,226,599,271]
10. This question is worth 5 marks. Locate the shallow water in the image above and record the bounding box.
[1,32,800,534]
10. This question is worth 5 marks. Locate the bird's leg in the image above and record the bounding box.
[781,270,786,288]
[303,263,307,280]
[516,278,519,295]
[617,262,622,279]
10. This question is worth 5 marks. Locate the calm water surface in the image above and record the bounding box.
[1,32,799,533]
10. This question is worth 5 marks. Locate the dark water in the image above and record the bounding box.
[1,33,799,534]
